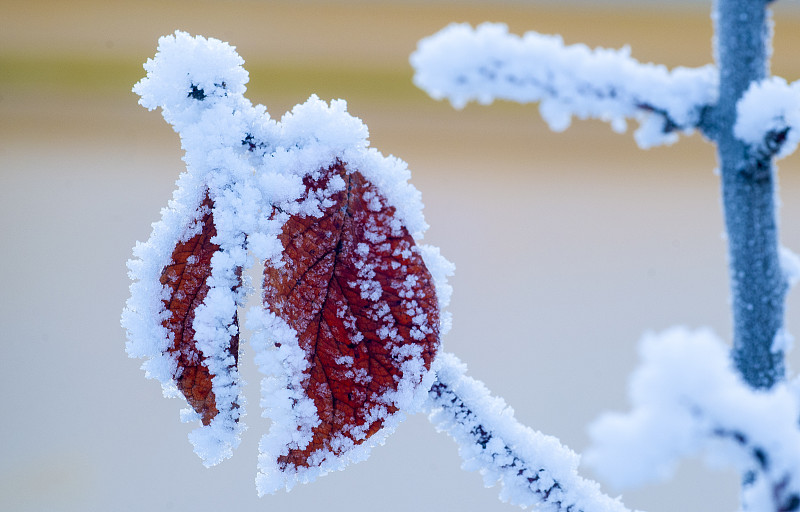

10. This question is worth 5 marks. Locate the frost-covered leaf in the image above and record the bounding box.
[159,191,241,426]
[124,178,246,466]
[125,30,451,488]
[260,161,440,477]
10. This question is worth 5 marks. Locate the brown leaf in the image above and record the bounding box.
[264,162,439,469]
[160,191,241,425]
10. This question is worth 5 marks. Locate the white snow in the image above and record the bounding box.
[411,22,718,148]
[586,327,800,512]
[780,245,800,288]
[427,353,636,512]
[735,77,800,159]
[772,327,795,354]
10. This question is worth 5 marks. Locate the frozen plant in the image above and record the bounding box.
[122,0,800,511]
[122,30,626,510]
[411,0,800,510]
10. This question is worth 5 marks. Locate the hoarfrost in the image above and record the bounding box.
[780,246,800,288]
[586,327,800,511]
[411,22,717,148]
[427,353,635,512]
[735,77,800,159]
[772,328,794,354]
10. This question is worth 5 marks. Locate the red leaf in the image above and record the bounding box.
[263,162,440,469]
[159,192,241,425]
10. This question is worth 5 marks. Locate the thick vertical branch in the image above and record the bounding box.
[714,0,786,388]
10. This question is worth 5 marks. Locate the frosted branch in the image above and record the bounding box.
[426,353,635,512]
[411,23,718,148]
[586,328,800,512]
[735,77,800,160]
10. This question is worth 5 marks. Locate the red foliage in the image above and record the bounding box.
[159,192,240,425]
[264,162,439,469]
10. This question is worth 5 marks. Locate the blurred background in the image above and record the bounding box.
[3,1,800,511]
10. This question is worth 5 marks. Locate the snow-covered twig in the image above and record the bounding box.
[410,23,717,148]
[426,353,635,512]
[586,328,800,512]
[735,77,800,160]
